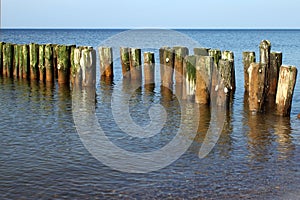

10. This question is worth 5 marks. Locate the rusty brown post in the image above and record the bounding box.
[99,46,113,78]
[120,47,130,79]
[243,51,256,93]
[29,43,39,80]
[174,46,189,83]
[57,45,71,84]
[45,44,54,82]
[194,47,210,56]
[81,47,96,87]
[3,43,14,77]
[275,66,297,117]
[143,52,155,85]
[183,55,196,100]
[129,48,142,81]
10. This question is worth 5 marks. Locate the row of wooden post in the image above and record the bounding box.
[243,40,297,117]
[0,42,96,87]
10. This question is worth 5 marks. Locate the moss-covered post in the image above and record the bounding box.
[243,51,256,93]
[21,44,29,79]
[99,46,113,79]
[267,52,282,102]
[13,44,20,78]
[69,45,76,85]
[161,47,174,88]
[72,47,82,87]
[52,44,59,79]
[222,50,235,92]
[195,56,213,104]
[129,48,142,81]
[29,43,39,80]
[0,42,4,75]
[81,47,96,87]
[194,47,210,56]
[209,49,221,91]
[248,62,266,113]
[3,43,14,77]
[38,44,45,82]
[183,55,196,100]
[120,47,130,79]
[275,66,297,117]
[57,45,71,84]
[18,44,23,78]
[144,52,155,85]
[45,44,54,82]
[174,46,189,84]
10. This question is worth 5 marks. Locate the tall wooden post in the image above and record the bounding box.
[129,48,142,81]
[57,45,70,84]
[120,47,130,79]
[195,56,213,104]
[29,43,39,80]
[144,52,155,85]
[21,44,29,79]
[259,40,271,97]
[267,52,282,101]
[13,44,20,78]
[194,47,210,56]
[45,44,54,82]
[275,66,297,117]
[248,62,266,113]
[38,44,45,82]
[99,46,113,78]
[183,55,196,100]
[0,42,4,75]
[81,47,96,87]
[3,43,14,77]
[160,47,174,88]
[243,51,256,93]
[174,46,189,83]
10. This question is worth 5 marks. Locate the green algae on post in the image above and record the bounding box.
[45,44,54,82]
[29,43,39,80]
[174,46,189,83]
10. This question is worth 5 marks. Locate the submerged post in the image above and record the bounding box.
[29,43,39,80]
[143,52,155,85]
[45,44,54,82]
[248,62,266,113]
[120,47,130,79]
[57,45,70,84]
[183,55,196,100]
[81,47,96,87]
[174,46,189,83]
[243,51,256,93]
[38,44,45,82]
[3,43,14,77]
[129,48,142,81]
[99,46,113,79]
[275,66,297,117]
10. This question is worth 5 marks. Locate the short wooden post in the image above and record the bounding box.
[267,52,282,101]
[0,42,4,75]
[194,47,210,56]
[248,62,266,113]
[160,47,174,88]
[183,55,196,100]
[129,48,142,81]
[13,44,20,78]
[275,66,297,117]
[57,45,71,84]
[45,44,54,82]
[38,44,45,82]
[174,46,189,83]
[21,44,29,79]
[99,46,113,78]
[222,50,235,92]
[29,43,39,80]
[120,47,130,79]
[71,47,82,86]
[3,43,14,77]
[143,52,155,85]
[195,56,213,104]
[81,47,96,87]
[242,51,256,93]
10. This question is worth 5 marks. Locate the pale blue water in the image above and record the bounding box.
[0,29,300,199]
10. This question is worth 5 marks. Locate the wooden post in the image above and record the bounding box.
[29,43,39,80]
[183,55,196,100]
[99,46,113,78]
[57,45,70,84]
[174,46,189,83]
[195,56,213,104]
[120,47,130,79]
[45,44,54,82]
[129,48,142,81]
[81,47,96,87]
[71,47,82,86]
[53,44,59,79]
[38,44,45,82]
[161,47,174,88]
[18,44,23,79]
[13,44,20,78]
[222,50,235,92]
[21,44,29,79]
[216,59,233,107]
[159,47,165,84]
[243,51,256,93]
[275,66,297,117]
[0,42,4,75]
[248,62,266,113]
[259,40,271,97]
[209,49,221,90]
[69,45,76,85]
[267,52,282,101]
[3,43,14,77]
[143,52,155,85]
[194,47,210,56]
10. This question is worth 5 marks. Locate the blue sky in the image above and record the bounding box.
[1,0,299,28]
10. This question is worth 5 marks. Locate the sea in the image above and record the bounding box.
[0,29,300,199]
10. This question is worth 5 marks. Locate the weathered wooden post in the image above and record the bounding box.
[267,52,282,101]
[183,55,196,100]
[143,52,155,85]
[222,50,235,92]
[216,59,233,107]
[21,44,29,79]
[38,44,45,82]
[29,43,39,80]
[259,40,271,96]
[209,49,221,91]
[242,51,256,93]
[57,45,71,84]
[81,46,96,87]
[120,47,130,79]
[99,46,113,78]
[174,46,189,83]
[13,44,20,78]
[45,44,54,82]
[194,47,210,56]
[248,62,266,113]
[53,44,59,79]
[0,42,4,75]
[71,47,82,86]
[129,48,142,81]
[195,56,213,104]
[275,66,297,117]
[3,43,14,77]
[160,47,174,88]
[159,47,165,84]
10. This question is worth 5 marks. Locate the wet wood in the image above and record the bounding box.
[71,47,82,86]
[38,44,45,82]
[81,47,96,87]
[183,55,196,100]
[3,43,14,77]
[45,44,54,82]
[209,49,221,92]
[29,43,39,80]
[99,46,113,78]
[275,66,297,117]
[143,52,155,85]
[248,62,266,113]
[194,47,210,56]
[222,50,235,92]
[57,45,71,84]
[267,52,282,100]
[195,56,213,104]
[259,40,271,97]
[21,44,29,79]
[242,51,256,93]
[174,46,189,83]
[129,48,142,81]
[160,47,175,88]
[13,44,20,78]
[216,59,233,107]
[120,47,130,78]
[0,42,4,75]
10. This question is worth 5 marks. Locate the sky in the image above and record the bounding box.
[1,0,299,29]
